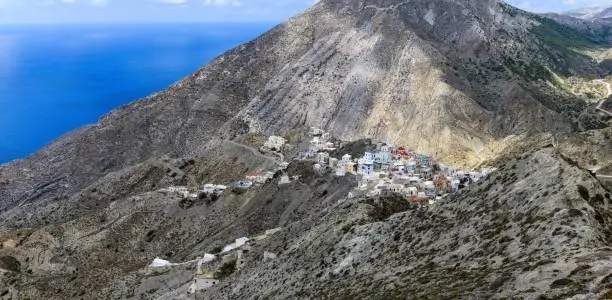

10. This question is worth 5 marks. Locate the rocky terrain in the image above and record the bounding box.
[563,6,612,21]
[201,144,612,300]
[542,5,612,44]
[0,0,612,299]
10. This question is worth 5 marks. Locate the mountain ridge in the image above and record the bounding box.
[0,0,611,298]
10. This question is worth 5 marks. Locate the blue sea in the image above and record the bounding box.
[0,23,273,163]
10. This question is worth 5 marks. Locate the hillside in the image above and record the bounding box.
[2,0,611,216]
[1,0,612,299]
[542,6,612,44]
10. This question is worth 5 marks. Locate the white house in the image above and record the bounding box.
[423,181,435,189]
[404,186,418,197]
[197,254,217,274]
[245,172,274,184]
[317,152,330,165]
[408,176,420,183]
[388,183,404,193]
[342,154,352,162]
[451,179,461,193]
[363,152,375,161]
[310,127,324,136]
[335,160,347,177]
[150,257,172,268]
[221,237,250,253]
[278,175,291,185]
[264,136,287,151]
[201,184,228,195]
[367,189,382,197]
[381,144,394,153]
[235,237,250,248]
[265,228,282,236]
[222,244,235,253]
[188,275,219,294]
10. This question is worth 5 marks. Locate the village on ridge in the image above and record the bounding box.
[150,127,498,294]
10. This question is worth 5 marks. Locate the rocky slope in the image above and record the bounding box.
[0,0,612,299]
[1,0,610,217]
[564,6,612,21]
[200,145,612,300]
[542,6,612,44]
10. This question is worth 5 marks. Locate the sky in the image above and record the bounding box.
[0,0,610,24]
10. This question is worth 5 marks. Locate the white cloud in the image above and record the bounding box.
[203,0,241,7]
[157,0,188,4]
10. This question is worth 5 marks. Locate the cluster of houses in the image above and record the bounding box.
[163,184,228,200]
[149,227,283,294]
[300,128,496,204]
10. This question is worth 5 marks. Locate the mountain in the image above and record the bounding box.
[542,6,612,43]
[1,0,611,299]
[564,6,612,20]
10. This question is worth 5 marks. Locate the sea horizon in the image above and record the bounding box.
[0,22,274,163]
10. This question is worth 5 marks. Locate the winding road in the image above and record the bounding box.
[595,79,612,116]
[228,140,283,164]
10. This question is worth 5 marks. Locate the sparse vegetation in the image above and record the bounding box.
[215,260,237,279]
[231,187,247,195]
[578,185,590,201]
[550,278,579,289]
[210,245,224,254]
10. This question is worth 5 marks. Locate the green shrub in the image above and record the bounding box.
[550,278,578,289]
[577,185,590,201]
[215,260,236,279]
[210,245,224,254]
[231,187,247,195]
[568,208,583,217]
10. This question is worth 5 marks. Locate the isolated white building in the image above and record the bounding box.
[201,184,227,195]
[150,258,172,268]
[279,174,291,185]
[235,237,250,248]
[311,127,324,136]
[265,228,282,236]
[188,275,219,294]
[264,136,286,151]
